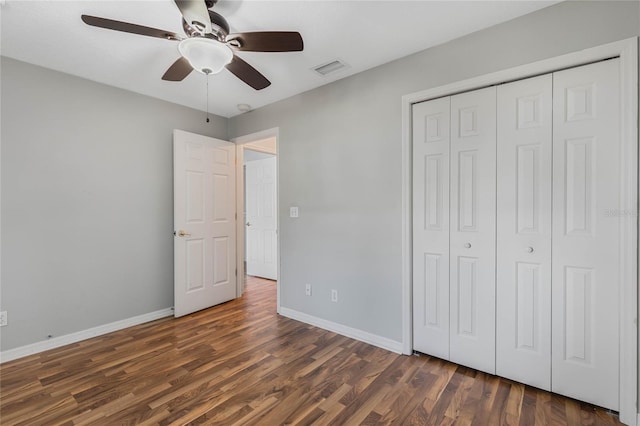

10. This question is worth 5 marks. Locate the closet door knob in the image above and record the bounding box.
[527,247,534,253]
[464,243,471,249]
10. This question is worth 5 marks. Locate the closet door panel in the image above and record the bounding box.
[449,86,496,374]
[496,74,552,390]
[552,59,620,410]
[412,97,451,359]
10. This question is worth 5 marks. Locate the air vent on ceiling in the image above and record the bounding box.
[313,59,348,76]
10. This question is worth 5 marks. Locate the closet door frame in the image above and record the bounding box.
[402,37,637,425]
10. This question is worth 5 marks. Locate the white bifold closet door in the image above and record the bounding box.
[496,74,553,391]
[551,59,620,410]
[412,87,497,374]
[412,57,621,411]
[449,87,497,374]
[495,59,621,410]
[412,97,451,360]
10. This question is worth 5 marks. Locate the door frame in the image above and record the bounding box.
[232,128,280,311]
[401,37,638,424]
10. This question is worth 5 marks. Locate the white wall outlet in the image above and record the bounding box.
[0,311,7,327]
[289,206,299,218]
[305,284,312,296]
[331,289,338,303]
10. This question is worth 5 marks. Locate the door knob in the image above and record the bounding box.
[246,222,251,227]
[527,247,534,253]
[177,230,191,237]
[464,243,471,248]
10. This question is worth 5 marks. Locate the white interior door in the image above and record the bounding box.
[412,96,451,359]
[551,59,620,410]
[245,156,278,280]
[449,86,497,374]
[174,129,237,317]
[496,74,553,390]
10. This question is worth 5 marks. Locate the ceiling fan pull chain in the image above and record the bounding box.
[206,73,210,123]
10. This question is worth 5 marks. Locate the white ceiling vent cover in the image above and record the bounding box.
[313,59,348,76]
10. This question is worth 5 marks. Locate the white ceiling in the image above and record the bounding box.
[1,1,557,118]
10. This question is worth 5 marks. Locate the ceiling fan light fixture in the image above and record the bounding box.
[178,37,233,75]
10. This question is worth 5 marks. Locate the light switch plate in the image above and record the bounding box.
[290,206,299,218]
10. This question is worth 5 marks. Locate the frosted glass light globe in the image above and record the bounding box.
[178,37,233,75]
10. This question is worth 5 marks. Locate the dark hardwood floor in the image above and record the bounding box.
[0,276,622,425]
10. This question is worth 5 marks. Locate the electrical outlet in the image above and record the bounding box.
[0,311,7,327]
[331,289,338,303]
[305,284,312,296]
[289,206,299,218]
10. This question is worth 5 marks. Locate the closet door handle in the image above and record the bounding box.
[527,246,534,253]
[464,243,471,249]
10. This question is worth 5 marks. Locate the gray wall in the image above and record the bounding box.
[1,58,227,350]
[228,0,640,344]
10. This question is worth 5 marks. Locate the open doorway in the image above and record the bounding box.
[233,129,279,310]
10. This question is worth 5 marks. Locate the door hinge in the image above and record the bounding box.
[235,268,237,276]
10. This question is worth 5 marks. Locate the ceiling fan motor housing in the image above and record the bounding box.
[182,10,229,41]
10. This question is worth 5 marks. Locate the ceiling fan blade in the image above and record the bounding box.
[226,32,303,52]
[225,56,271,90]
[162,57,194,81]
[174,0,212,34]
[81,15,182,41]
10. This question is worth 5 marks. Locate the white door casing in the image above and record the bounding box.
[174,129,237,317]
[412,96,451,359]
[551,59,620,410]
[496,74,553,390]
[448,86,497,375]
[245,156,278,280]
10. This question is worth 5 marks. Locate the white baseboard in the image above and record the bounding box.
[279,307,403,354]
[0,308,174,363]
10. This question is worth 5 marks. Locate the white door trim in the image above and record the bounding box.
[401,37,638,424]
[232,128,280,312]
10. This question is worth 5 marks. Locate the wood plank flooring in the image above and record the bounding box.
[1,276,622,425]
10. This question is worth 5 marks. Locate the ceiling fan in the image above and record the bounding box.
[81,0,303,90]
